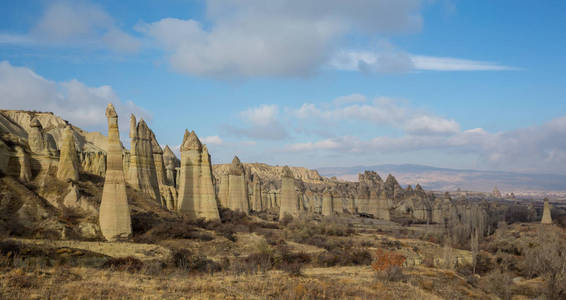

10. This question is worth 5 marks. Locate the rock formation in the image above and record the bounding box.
[322,188,334,216]
[279,166,300,218]
[226,156,249,213]
[251,175,262,211]
[15,145,31,183]
[163,145,179,187]
[541,198,552,224]
[127,115,161,204]
[150,131,177,210]
[491,186,502,198]
[56,126,80,182]
[99,104,132,241]
[28,118,46,153]
[177,130,220,220]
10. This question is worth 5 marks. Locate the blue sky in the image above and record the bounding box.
[1,0,565,173]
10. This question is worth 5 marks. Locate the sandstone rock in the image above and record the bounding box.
[56,126,80,182]
[150,131,177,210]
[99,104,132,242]
[127,115,161,204]
[321,188,334,216]
[177,130,220,220]
[491,186,502,198]
[226,156,249,213]
[218,173,229,208]
[15,145,31,183]
[541,198,552,224]
[251,175,262,211]
[163,145,180,187]
[28,118,46,154]
[279,166,300,218]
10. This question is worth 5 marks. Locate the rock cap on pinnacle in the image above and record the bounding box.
[281,166,294,178]
[181,130,202,151]
[106,103,117,118]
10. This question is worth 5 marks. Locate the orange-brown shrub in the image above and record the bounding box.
[371,248,406,272]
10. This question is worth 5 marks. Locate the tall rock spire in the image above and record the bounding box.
[99,103,132,241]
[279,166,299,219]
[127,117,161,204]
[177,130,220,220]
[541,198,552,224]
[226,156,249,213]
[56,125,80,182]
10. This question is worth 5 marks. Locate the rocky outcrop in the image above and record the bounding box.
[177,130,220,220]
[541,198,552,224]
[15,145,32,183]
[56,126,80,182]
[163,145,179,185]
[251,175,262,211]
[150,132,177,210]
[99,104,132,242]
[226,156,249,213]
[127,115,161,204]
[321,188,334,216]
[279,166,300,218]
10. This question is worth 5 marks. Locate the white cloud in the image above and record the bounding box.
[139,0,423,77]
[225,105,288,140]
[285,115,566,173]
[4,1,140,53]
[0,61,149,135]
[295,95,457,135]
[404,115,460,135]
[330,50,517,73]
[201,135,223,145]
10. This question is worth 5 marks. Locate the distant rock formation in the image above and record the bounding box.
[491,186,502,198]
[177,130,220,220]
[251,175,262,211]
[541,198,552,224]
[225,156,249,213]
[321,188,333,216]
[279,166,300,218]
[56,126,80,182]
[127,115,161,204]
[99,104,132,241]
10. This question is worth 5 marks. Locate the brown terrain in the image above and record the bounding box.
[0,108,565,299]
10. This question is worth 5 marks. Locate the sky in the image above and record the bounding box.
[0,0,565,174]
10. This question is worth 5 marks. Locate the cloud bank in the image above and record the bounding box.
[0,61,149,135]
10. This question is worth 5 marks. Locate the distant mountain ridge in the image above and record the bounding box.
[317,164,566,194]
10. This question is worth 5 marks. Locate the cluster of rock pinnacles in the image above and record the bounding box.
[0,104,553,243]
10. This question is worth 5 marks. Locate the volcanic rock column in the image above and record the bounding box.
[99,103,132,241]
[177,130,220,220]
[279,166,300,218]
[56,126,80,182]
[218,173,229,207]
[322,189,334,216]
[226,156,249,213]
[541,198,552,224]
[127,115,161,204]
[251,175,262,211]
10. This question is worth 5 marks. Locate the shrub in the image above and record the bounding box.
[171,249,221,274]
[372,248,406,272]
[102,256,144,273]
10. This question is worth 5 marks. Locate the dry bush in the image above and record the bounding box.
[235,241,311,275]
[171,248,222,274]
[521,228,566,299]
[372,248,406,272]
[479,270,513,300]
[102,256,144,273]
[505,205,535,224]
